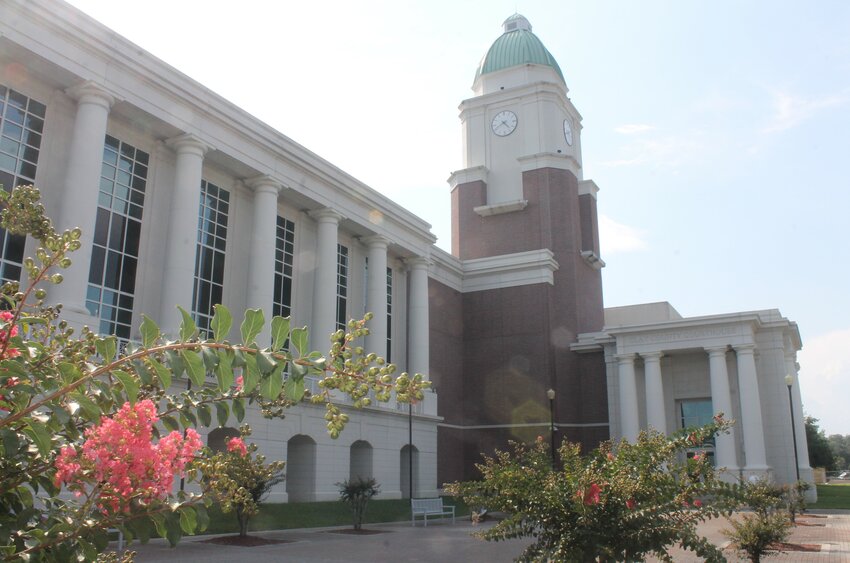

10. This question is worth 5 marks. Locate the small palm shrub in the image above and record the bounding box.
[338,477,380,530]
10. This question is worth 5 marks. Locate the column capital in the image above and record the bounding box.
[733,343,756,354]
[245,174,282,195]
[165,133,212,157]
[309,207,344,224]
[65,81,116,109]
[640,351,664,362]
[705,346,729,358]
[404,256,431,271]
[362,234,390,249]
[615,353,636,365]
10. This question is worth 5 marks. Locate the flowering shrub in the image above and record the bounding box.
[192,427,285,537]
[55,400,203,514]
[0,186,429,561]
[723,479,791,563]
[446,419,740,562]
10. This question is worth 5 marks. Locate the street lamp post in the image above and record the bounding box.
[547,388,556,469]
[785,374,801,482]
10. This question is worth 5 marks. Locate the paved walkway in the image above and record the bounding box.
[128,510,850,562]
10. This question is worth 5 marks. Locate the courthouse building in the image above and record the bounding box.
[0,1,814,500]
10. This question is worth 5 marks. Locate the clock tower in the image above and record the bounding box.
[437,14,609,483]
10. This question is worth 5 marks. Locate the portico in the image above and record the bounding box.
[574,303,814,496]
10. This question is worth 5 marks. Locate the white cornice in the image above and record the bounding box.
[462,249,559,292]
[518,152,581,176]
[448,166,488,190]
[474,199,528,216]
[578,179,600,199]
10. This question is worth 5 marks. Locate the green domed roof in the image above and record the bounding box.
[475,15,564,83]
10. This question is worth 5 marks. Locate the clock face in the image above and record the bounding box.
[563,119,573,146]
[491,110,518,137]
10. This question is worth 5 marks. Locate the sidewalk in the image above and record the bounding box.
[128,510,850,562]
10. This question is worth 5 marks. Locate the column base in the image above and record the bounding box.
[741,466,773,484]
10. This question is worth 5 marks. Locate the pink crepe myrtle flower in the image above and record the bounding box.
[0,311,20,359]
[54,400,202,513]
[235,375,244,390]
[227,436,248,456]
[626,498,636,510]
[693,499,703,508]
[581,483,602,506]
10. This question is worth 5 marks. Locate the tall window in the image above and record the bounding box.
[385,267,393,361]
[85,136,148,339]
[679,398,716,464]
[335,244,349,331]
[192,181,229,334]
[0,85,45,283]
[273,216,295,318]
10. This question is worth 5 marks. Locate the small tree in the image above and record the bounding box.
[723,479,791,563]
[337,477,380,530]
[192,427,285,537]
[447,418,740,562]
[785,480,809,523]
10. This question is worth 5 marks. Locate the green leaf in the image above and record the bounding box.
[113,370,139,404]
[270,316,290,352]
[149,358,172,389]
[232,349,246,368]
[49,404,70,425]
[194,504,210,532]
[179,506,197,535]
[22,421,52,457]
[240,308,264,346]
[290,361,308,382]
[181,349,206,387]
[1,428,20,456]
[215,350,234,391]
[95,336,117,364]
[57,362,81,385]
[150,513,167,539]
[201,346,219,371]
[177,306,198,341]
[133,359,153,386]
[232,398,245,422]
[256,350,277,375]
[243,354,260,393]
[260,364,284,400]
[210,304,232,343]
[139,315,160,347]
[291,327,308,356]
[71,391,101,419]
[161,415,180,432]
[166,351,184,378]
[215,402,230,427]
[283,376,305,402]
[197,404,211,427]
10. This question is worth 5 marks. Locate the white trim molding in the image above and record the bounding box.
[473,199,528,217]
[462,249,559,292]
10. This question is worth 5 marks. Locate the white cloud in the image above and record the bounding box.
[614,124,654,135]
[599,214,648,254]
[762,91,848,133]
[798,328,850,435]
[597,133,704,171]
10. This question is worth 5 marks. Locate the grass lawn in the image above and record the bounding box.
[203,496,470,536]
[810,483,850,510]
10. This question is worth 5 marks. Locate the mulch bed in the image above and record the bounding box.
[325,528,389,535]
[201,535,292,547]
[769,542,821,552]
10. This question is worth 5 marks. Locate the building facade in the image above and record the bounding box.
[0,2,814,499]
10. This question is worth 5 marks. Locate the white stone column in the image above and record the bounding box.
[735,344,769,475]
[363,235,389,358]
[784,352,811,470]
[707,347,739,473]
[309,209,343,350]
[51,82,115,315]
[617,354,640,442]
[245,176,281,344]
[642,352,666,433]
[160,134,210,333]
[406,257,430,377]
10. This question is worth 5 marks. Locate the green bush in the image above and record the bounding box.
[723,479,791,563]
[338,477,380,530]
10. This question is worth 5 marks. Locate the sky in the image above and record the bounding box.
[63,1,850,436]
